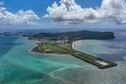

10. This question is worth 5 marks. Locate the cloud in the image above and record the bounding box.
[44,0,126,24]
[0,7,40,25]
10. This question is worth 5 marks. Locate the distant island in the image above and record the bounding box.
[23,30,115,41]
[23,30,117,69]
[0,32,12,36]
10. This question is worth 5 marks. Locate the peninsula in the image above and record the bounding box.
[23,30,117,69]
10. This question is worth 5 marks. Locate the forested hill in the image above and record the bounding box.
[24,30,115,41]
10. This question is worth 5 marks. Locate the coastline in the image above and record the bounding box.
[30,45,70,56]
[30,39,83,56]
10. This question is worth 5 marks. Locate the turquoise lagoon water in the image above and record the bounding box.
[0,30,126,84]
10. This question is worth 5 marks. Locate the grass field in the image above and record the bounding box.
[59,43,72,49]
[38,43,68,54]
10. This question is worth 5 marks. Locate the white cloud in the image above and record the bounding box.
[0,7,40,25]
[44,0,126,24]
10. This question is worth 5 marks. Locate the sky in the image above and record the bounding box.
[0,0,126,30]
[2,0,101,16]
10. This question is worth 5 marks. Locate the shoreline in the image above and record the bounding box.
[31,46,70,56]
[30,39,87,57]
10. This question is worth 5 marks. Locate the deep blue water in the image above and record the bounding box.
[0,36,18,56]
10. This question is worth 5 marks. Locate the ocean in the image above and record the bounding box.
[0,29,126,84]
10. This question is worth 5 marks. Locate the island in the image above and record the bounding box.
[0,31,19,36]
[23,30,117,69]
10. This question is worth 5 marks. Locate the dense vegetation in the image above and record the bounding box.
[24,30,115,41]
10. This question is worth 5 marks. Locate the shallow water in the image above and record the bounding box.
[74,30,126,61]
[0,30,126,84]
